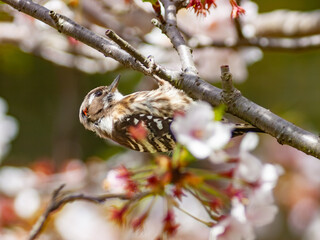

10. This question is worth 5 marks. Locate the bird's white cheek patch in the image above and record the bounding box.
[99,116,113,134]
[114,92,124,101]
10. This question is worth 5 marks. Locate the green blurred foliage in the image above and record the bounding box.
[253,0,320,12]
[238,50,320,131]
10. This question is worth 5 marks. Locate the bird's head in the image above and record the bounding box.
[79,75,123,131]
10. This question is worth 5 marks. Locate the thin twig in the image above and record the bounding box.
[175,204,214,227]
[105,29,149,69]
[28,184,149,240]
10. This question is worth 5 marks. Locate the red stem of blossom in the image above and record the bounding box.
[187,0,245,18]
[163,210,180,236]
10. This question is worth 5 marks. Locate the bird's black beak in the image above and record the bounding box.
[109,75,120,93]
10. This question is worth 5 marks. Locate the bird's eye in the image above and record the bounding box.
[95,90,103,97]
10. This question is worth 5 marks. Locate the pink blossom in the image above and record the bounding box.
[230,0,246,18]
[258,164,284,193]
[235,133,262,183]
[211,163,282,240]
[210,198,255,240]
[102,166,137,195]
[103,169,127,194]
[246,189,278,227]
[14,188,41,219]
[245,164,282,227]
[171,101,232,159]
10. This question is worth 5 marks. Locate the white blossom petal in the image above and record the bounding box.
[207,122,233,150]
[171,101,232,159]
[102,169,127,194]
[260,164,284,192]
[210,199,255,240]
[247,203,278,227]
[186,139,212,159]
[240,132,259,152]
[236,152,262,183]
[247,189,278,227]
[0,167,37,196]
[14,188,41,219]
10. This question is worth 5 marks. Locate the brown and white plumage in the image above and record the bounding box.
[79,75,262,153]
[79,75,192,152]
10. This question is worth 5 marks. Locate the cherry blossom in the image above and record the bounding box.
[229,0,246,18]
[211,183,279,240]
[210,198,255,240]
[246,164,283,228]
[246,189,278,228]
[54,201,118,240]
[102,166,138,195]
[171,101,232,159]
[210,161,282,240]
[13,188,41,219]
[235,133,262,182]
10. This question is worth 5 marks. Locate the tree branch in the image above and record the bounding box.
[28,184,149,240]
[2,0,320,159]
[105,29,149,70]
[159,0,198,75]
[219,66,320,157]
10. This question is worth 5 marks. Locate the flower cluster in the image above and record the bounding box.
[258,141,320,240]
[103,165,138,196]
[100,101,282,240]
[210,164,282,240]
[102,157,183,238]
[171,101,232,159]
[229,0,246,18]
[187,0,217,16]
[143,0,261,83]
[0,0,261,82]
[187,0,245,18]
[0,159,90,239]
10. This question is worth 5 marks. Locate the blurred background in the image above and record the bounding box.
[1,0,320,239]
[1,0,320,166]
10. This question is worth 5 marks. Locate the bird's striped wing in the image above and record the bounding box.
[112,114,176,153]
